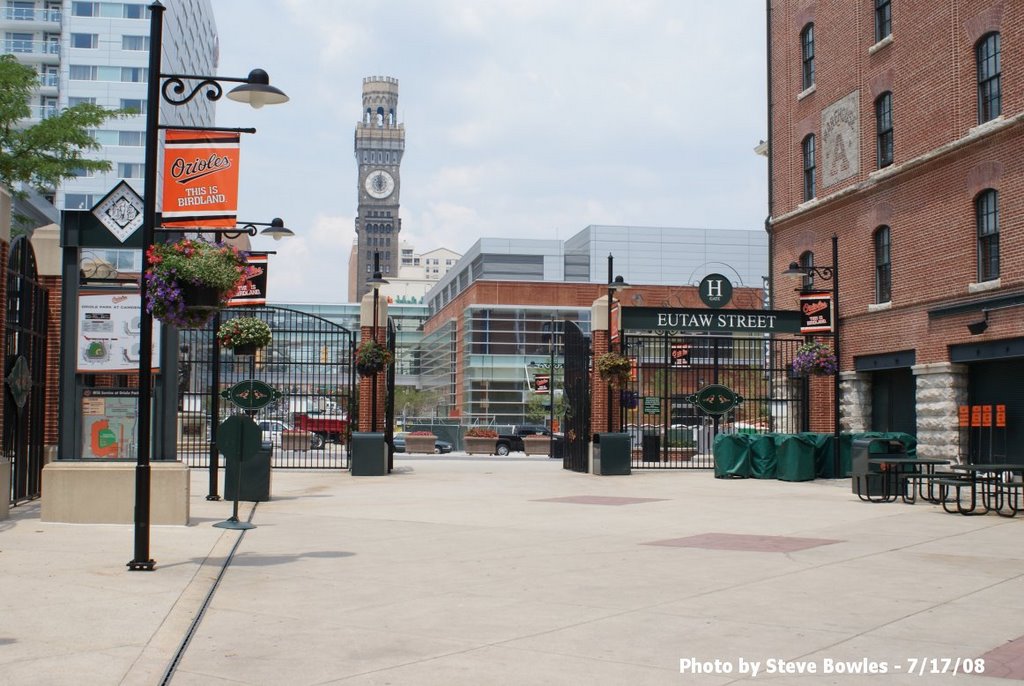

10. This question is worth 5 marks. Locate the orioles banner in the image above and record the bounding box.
[160,129,240,229]
[228,254,268,307]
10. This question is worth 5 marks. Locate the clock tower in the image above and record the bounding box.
[353,76,404,299]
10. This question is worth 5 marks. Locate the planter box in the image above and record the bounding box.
[281,430,311,451]
[405,435,437,454]
[522,435,551,456]
[464,437,496,455]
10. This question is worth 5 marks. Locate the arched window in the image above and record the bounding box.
[802,134,816,201]
[376,106,385,126]
[977,189,999,281]
[799,251,815,291]
[874,226,891,303]
[801,24,815,90]
[875,92,893,168]
[977,32,1001,123]
[874,0,891,43]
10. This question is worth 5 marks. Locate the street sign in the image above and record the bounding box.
[221,379,281,411]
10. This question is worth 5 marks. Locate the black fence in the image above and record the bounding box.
[4,236,48,504]
[177,306,356,469]
[620,333,806,469]
[561,321,591,472]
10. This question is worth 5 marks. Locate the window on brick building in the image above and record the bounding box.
[977,32,1001,124]
[874,226,891,303]
[976,189,999,282]
[801,24,815,90]
[802,134,816,201]
[875,92,893,168]
[799,251,815,291]
[874,0,891,43]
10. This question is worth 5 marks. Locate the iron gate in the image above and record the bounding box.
[177,306,357,469]
[4,236,48,504]
[561,321,591,472]
[620,333,806,469]
[385,317,396,472]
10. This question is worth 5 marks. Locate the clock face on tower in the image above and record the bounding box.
[364,169,395,199]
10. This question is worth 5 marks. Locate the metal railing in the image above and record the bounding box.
[1,7,61,22]
[2,39,60,55]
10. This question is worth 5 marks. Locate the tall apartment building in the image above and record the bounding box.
[1,0,217,211]
[767,1,1024,462]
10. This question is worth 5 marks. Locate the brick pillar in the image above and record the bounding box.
[31,225,62,449]
[357,292,388,432]
[590,295,621,435]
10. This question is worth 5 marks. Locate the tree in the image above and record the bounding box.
[394,387,442,417]
[0,54,123,198]
[525,390,564,424]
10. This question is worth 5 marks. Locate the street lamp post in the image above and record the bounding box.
[606,253,629,433]
[783,234,841,479]
[129,1,288,571]
[367,252,389,433]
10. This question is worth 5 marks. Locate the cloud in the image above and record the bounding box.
[214,1,768,302]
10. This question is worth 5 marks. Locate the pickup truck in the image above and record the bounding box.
[494,424,555,456]
[291,412,348,449]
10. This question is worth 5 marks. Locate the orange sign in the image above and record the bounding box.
[982,405,993,427]
[160,129,240,229]
[958,405,970,428]
[971,405,982,427]
[997,404,1007,428]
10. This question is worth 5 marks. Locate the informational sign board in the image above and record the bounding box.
[533,375,550,393]
[77,291,160,373]
[643,396,660,415]
[80,389,143,459]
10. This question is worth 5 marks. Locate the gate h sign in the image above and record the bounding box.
[699,273,733,309]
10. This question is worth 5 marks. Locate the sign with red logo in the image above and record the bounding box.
[982,405,993,427]
[160,129,240,229]
[958,405,970,428]
[799,292,834,334]
[227,254,268,307]
[997,404,1007,428]
[533,375,550,394]
[971,405,982,427]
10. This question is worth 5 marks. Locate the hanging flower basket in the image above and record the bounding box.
[145,239,254,329]
[217,317,272,356]
[596,351,632,387]
[355,339,393,376]
[791,341,838,377]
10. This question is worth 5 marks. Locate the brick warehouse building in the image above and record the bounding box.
[767,1,1024,462]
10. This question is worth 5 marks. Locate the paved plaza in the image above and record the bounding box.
[4,456,1024,685]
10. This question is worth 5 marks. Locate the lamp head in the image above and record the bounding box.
[609,275,630,291]
[967,313,989,335]
[259,217,294,241]
[367,272,389,292]
[783,261,806,276]
[227,69,289,109]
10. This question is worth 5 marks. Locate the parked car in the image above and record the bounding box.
[257,419,314,450]
[392,432,453,454]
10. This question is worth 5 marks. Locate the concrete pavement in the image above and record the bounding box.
[3,456,1024,685]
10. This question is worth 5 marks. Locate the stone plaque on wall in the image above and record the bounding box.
[821,91,860,187]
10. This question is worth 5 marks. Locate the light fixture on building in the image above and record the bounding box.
[967,313,989,335]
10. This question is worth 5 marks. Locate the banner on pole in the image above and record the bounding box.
[228,254,268,307]
[160,129,240,229]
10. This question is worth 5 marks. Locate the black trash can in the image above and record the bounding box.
[851,437,906,497]
[641,433,661,463]
[224,444,272,502]
[351,432,387,475]
[593,432,631,475]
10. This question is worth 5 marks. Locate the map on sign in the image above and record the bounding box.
[80,389,141,459]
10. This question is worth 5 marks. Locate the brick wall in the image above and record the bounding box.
[770,0,1024,434]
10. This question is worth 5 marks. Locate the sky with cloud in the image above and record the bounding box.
[212,0,768,303]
